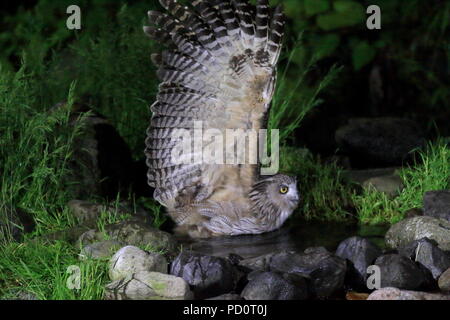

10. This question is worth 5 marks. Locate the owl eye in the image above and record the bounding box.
[279,186,289,194]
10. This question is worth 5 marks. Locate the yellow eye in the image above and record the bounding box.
[280,186,289,194]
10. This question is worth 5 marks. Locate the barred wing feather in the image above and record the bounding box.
[144,0,285,208]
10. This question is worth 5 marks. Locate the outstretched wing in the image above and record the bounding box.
[144,0,285,208]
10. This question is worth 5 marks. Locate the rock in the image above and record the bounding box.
[404,208,423,219]
[385,216,450,251]
[268,248,347,298]
[170,251,238,299]
[77,219,178,256]
[335,117,425,167]
[374,254,430,290]
[206,293,243,300]
[398,238,450,280]
[438,268,450,291]
[241,271,309,300]
[335,236,382,288]
[59,102,135,199]
[68,200,106,228]
[80,240,124,260]
[239,252,277,271]
[68,200,153,229]
[104,271,193,300]
[423,190,450,221]
[109,246,168,281]
[367,287,450,300]
[343,168,399,185]
[362,175,404,198]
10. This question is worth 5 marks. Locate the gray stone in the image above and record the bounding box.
[438,268,450,292]
[399,238,450,279]
[68,200,154,229]
[335,117,425,166]
[268,248,346,298]
[335,236,382,288]
[109,246,168,281]
[423,190,450,221]
[170,251,238,299]
[77,219,178,255]
[374,254,429,290]
[241,271,309,300]
[343,168,399,185]
[239,252,277,271]
[385,216,450,251]
[362,175,404,198]
[104,271,193,300]
[206,293,243,300]
[60,102,134,199]
[80,240,124,260]
[367,287,450,300]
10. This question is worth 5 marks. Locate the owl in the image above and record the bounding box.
[144,0,300,238]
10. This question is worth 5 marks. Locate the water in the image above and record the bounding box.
[179,221,389,259]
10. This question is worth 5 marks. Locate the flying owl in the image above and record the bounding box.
[144,0,300,238]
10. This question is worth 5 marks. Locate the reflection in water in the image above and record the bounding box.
[178,221,389,259]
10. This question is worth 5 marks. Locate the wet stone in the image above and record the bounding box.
[206,293,243,300]
[335,236,382,289]
[374,254,431,290]
[170,251,238,299]
[241,271,309,300]
[268,247,347,298]
[398,237,450,280]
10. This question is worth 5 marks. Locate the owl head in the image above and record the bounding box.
[250,174,300,216]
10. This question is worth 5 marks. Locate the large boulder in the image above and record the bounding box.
[398,238,450,280]
[241,271,309,300]
[58,102,135,199]
[170,251,238,299]
[335,236,382,288]
[268,248,347,298]
[374,254,431,290]
[80,240,124,260]
[77,219,178,256]
[109,246,168,281]
[104,271,192,300]
[385,216,450,251]
[423,190,450,221]
[335,117,425,167]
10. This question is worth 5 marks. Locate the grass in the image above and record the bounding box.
[0,0,448,300]
[279,147,355,222]
[0,239,109,300]
[353,138,450,224]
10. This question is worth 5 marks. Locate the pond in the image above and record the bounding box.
[179,220,389,259]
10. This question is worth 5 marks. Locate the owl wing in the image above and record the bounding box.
[144,0,285,208]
